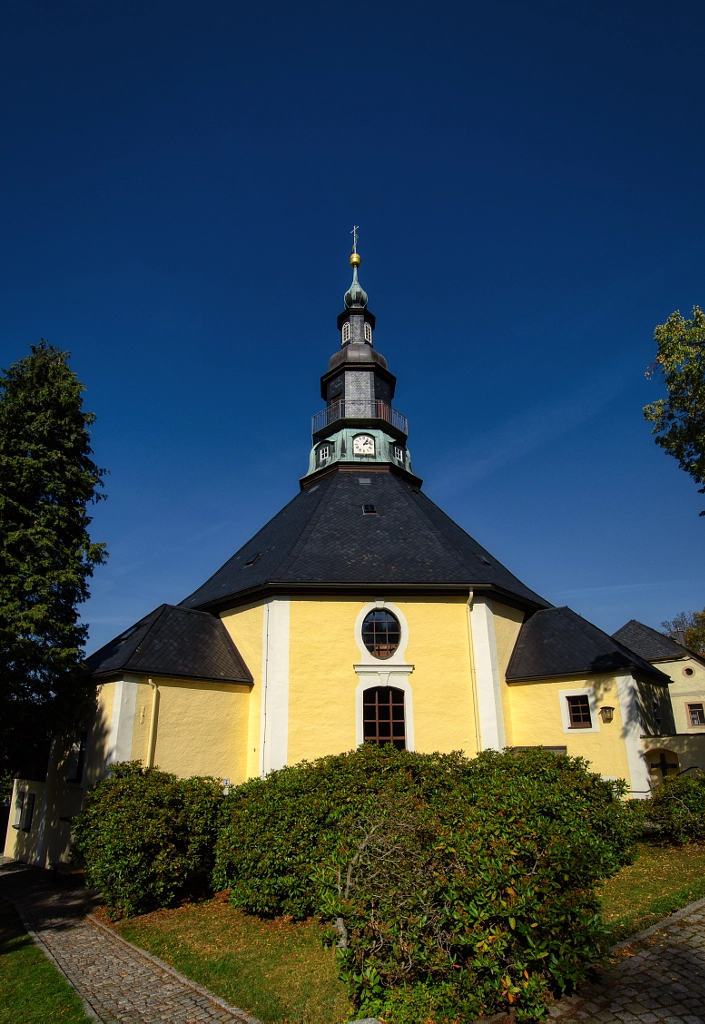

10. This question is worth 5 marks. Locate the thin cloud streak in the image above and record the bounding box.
[427,367,629,497]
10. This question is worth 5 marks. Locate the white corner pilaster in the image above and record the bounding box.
[616,673,651,798]
[106,675,138,767]
[469,597,506,751]
[260,597,290,776]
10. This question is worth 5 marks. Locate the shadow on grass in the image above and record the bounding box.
[0,899,90,1023]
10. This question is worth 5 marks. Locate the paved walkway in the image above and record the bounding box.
[557,901,705,1024]
[0,860,260,1024]
[3,858,705,1024]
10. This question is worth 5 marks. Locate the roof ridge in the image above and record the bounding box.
[402,485,477,578]
[127,604,174,670]
[263,478,335,581]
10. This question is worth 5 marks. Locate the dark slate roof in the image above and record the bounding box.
[613,619,705,665]
[180,468,549,612]
[506,606,671,683]
[85,604,253,684]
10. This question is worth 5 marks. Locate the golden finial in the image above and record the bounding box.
[350,225,361,267]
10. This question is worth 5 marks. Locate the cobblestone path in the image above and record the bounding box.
[3,859,705,1024]
[563,901,705,1024]
[0,860,260,1024]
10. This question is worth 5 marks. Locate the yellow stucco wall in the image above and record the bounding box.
[492,601,525,747]
[402,597,478,756]
[148,677,251,783]
[284,596,479,764]
[506,674,632,782]
[220,601,263,779]
[655,656,705,735]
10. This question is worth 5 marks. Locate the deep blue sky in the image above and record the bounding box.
[1,0,704,653]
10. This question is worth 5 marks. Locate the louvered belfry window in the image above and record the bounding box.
[363,687,405,749]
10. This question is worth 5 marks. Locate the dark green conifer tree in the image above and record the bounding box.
[0,341,107,776]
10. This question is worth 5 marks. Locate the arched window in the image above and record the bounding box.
[361,609,400,659]
[363,686,405,749]
[342,322,351,343]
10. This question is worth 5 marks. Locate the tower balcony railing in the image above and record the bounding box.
[312,400,408,438]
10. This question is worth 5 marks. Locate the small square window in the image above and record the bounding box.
[394,446,403,461]
[364,322,372,343]
[67,732,88,784]
[342,323,351,343]
[567,695,592,728]
[318,444,330,462]
[12,789,26,829]
[362,504,377,514]
[652,697,662,728]
[22,792,35,832]
[688,703,705,727]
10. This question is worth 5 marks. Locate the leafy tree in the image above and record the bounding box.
[644,306,705,514]
[661,608,705,655]
[0,341,107,776]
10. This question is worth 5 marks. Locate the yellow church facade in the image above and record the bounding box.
[6,246,702,869]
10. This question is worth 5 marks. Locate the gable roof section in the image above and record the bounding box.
[180,469,549,612]
[85,604,253,684]
[612,619,705,665]
[506,606,671,683]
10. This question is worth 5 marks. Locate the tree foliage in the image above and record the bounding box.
[648,771,705,844]
[72,762,223,919]
[215,745,639,1022]
[644,306,705,514]
[661,608,705,655]
[0,341,107,774]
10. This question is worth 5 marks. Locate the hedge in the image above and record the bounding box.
[72,762,222,919]
[215,745,639,1022]
[648,771,705,843]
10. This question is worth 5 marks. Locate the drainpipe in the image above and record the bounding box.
[147,678,160,768]
[466,590,483,754]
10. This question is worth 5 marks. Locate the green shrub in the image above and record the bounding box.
[648,772,705,843]
[215,745,638,1022]
[72,762,222,919]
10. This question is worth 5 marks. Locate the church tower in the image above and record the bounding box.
[302,235,419,485]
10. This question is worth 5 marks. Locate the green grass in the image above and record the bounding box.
[0,898,91,1024]
[110,841,705,1023]
[600,840,705,942]
[117,892,351,1024]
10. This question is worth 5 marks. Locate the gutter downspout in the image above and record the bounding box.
[466,590,483,754]
[147,678,160,768]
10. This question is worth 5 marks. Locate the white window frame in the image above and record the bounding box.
[559,687,600,734]
[318,444,330,462]
[364,322,372,342]
[12,787,26,829]
[353,600,415,750]
[686,701,705,728]
[342,322,351,343]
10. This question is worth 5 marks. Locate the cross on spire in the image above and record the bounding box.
[351,225,359,254]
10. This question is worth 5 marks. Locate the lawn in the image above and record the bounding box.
[112,842,705,1024]
[600,840,705,942]
[117,892,351,1024]
[0,899,91,1024]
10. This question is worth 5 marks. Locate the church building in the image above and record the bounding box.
[6,242,703,869]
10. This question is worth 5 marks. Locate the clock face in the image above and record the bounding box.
[353,434,375,456]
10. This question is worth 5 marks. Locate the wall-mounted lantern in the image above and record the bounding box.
[599,706,615,723]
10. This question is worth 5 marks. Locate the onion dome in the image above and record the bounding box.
[344,252,368,308]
